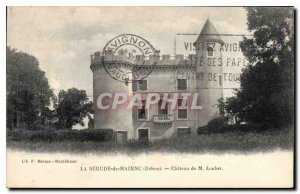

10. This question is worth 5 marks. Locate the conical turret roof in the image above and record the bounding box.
[194,18,224,44]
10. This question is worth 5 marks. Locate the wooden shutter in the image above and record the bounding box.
[139,80,147,91]
[132,109,137,121]
[177,79,187,90]
[143,80,147,91]
[132,81,137,91]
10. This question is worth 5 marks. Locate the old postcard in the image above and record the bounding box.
[6,6,295,188]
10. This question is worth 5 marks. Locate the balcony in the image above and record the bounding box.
[153,115,173,123]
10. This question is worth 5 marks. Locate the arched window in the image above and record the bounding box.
[207,47,214,57]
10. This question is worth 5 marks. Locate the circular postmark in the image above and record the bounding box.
[102,34,159,83]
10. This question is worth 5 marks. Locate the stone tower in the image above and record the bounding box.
[90,52,134,139]
[194,18,224,127]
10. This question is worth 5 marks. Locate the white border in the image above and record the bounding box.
[2,1,299,193]
[3,0,296,6]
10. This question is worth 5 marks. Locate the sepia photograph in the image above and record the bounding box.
[5,6,295,188]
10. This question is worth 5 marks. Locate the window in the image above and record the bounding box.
[133,80,147,91]
[158,100,168,115]
[138,80,147,91]
[207,47,214,57]
[138,100,147,120]
[177,79,187,90]
[177,127,191,136]
[101,96,111,107]
[177,99,188,119]
[219,75,223,86]
[138,128,149,142]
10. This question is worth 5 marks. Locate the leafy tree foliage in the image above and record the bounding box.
[7,47,54,129]
[87,105,94,129]
[224,7,294,128]
[53,88,92,129]
[7,47,94,130]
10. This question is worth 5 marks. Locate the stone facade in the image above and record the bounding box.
[90,19,224,141]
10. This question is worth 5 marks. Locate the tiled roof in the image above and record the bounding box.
[194,18,224,44]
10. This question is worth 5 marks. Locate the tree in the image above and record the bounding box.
[217,98,226,118]
[87,105,94,129]
[6,47,54,130]
[224,7,294,128]
[54,88,92,129]
[87,114,94,129]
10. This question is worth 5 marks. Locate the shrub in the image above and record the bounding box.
[197,125,208,134]
[7,128,114,142]
[207,117,227,133]
[217,123,264,133]
[31,124,56,131]
[197,117,265,134]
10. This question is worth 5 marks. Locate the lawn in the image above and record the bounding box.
[7,127,294,154]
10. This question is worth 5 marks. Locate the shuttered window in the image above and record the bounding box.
[138,100,147,120]
[207,47,214,57]
[132,80,147,91]
[177,99,188,119]
[177,79,187,90]
[115,131,127,143]
[158,100,168,115]
[219,75,223,86]
[139,80,147,91]
[132,81,137,91]
[138,129,149,142]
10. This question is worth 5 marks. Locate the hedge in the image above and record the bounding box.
[198,123,264,134]
[7,128,114,142]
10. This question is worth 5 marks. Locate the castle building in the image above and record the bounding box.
[90,19,224,142]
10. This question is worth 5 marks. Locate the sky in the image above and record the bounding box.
[7,7,249,98]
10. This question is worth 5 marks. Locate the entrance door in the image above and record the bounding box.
[116,131,127,143]
[138,129,149,142]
